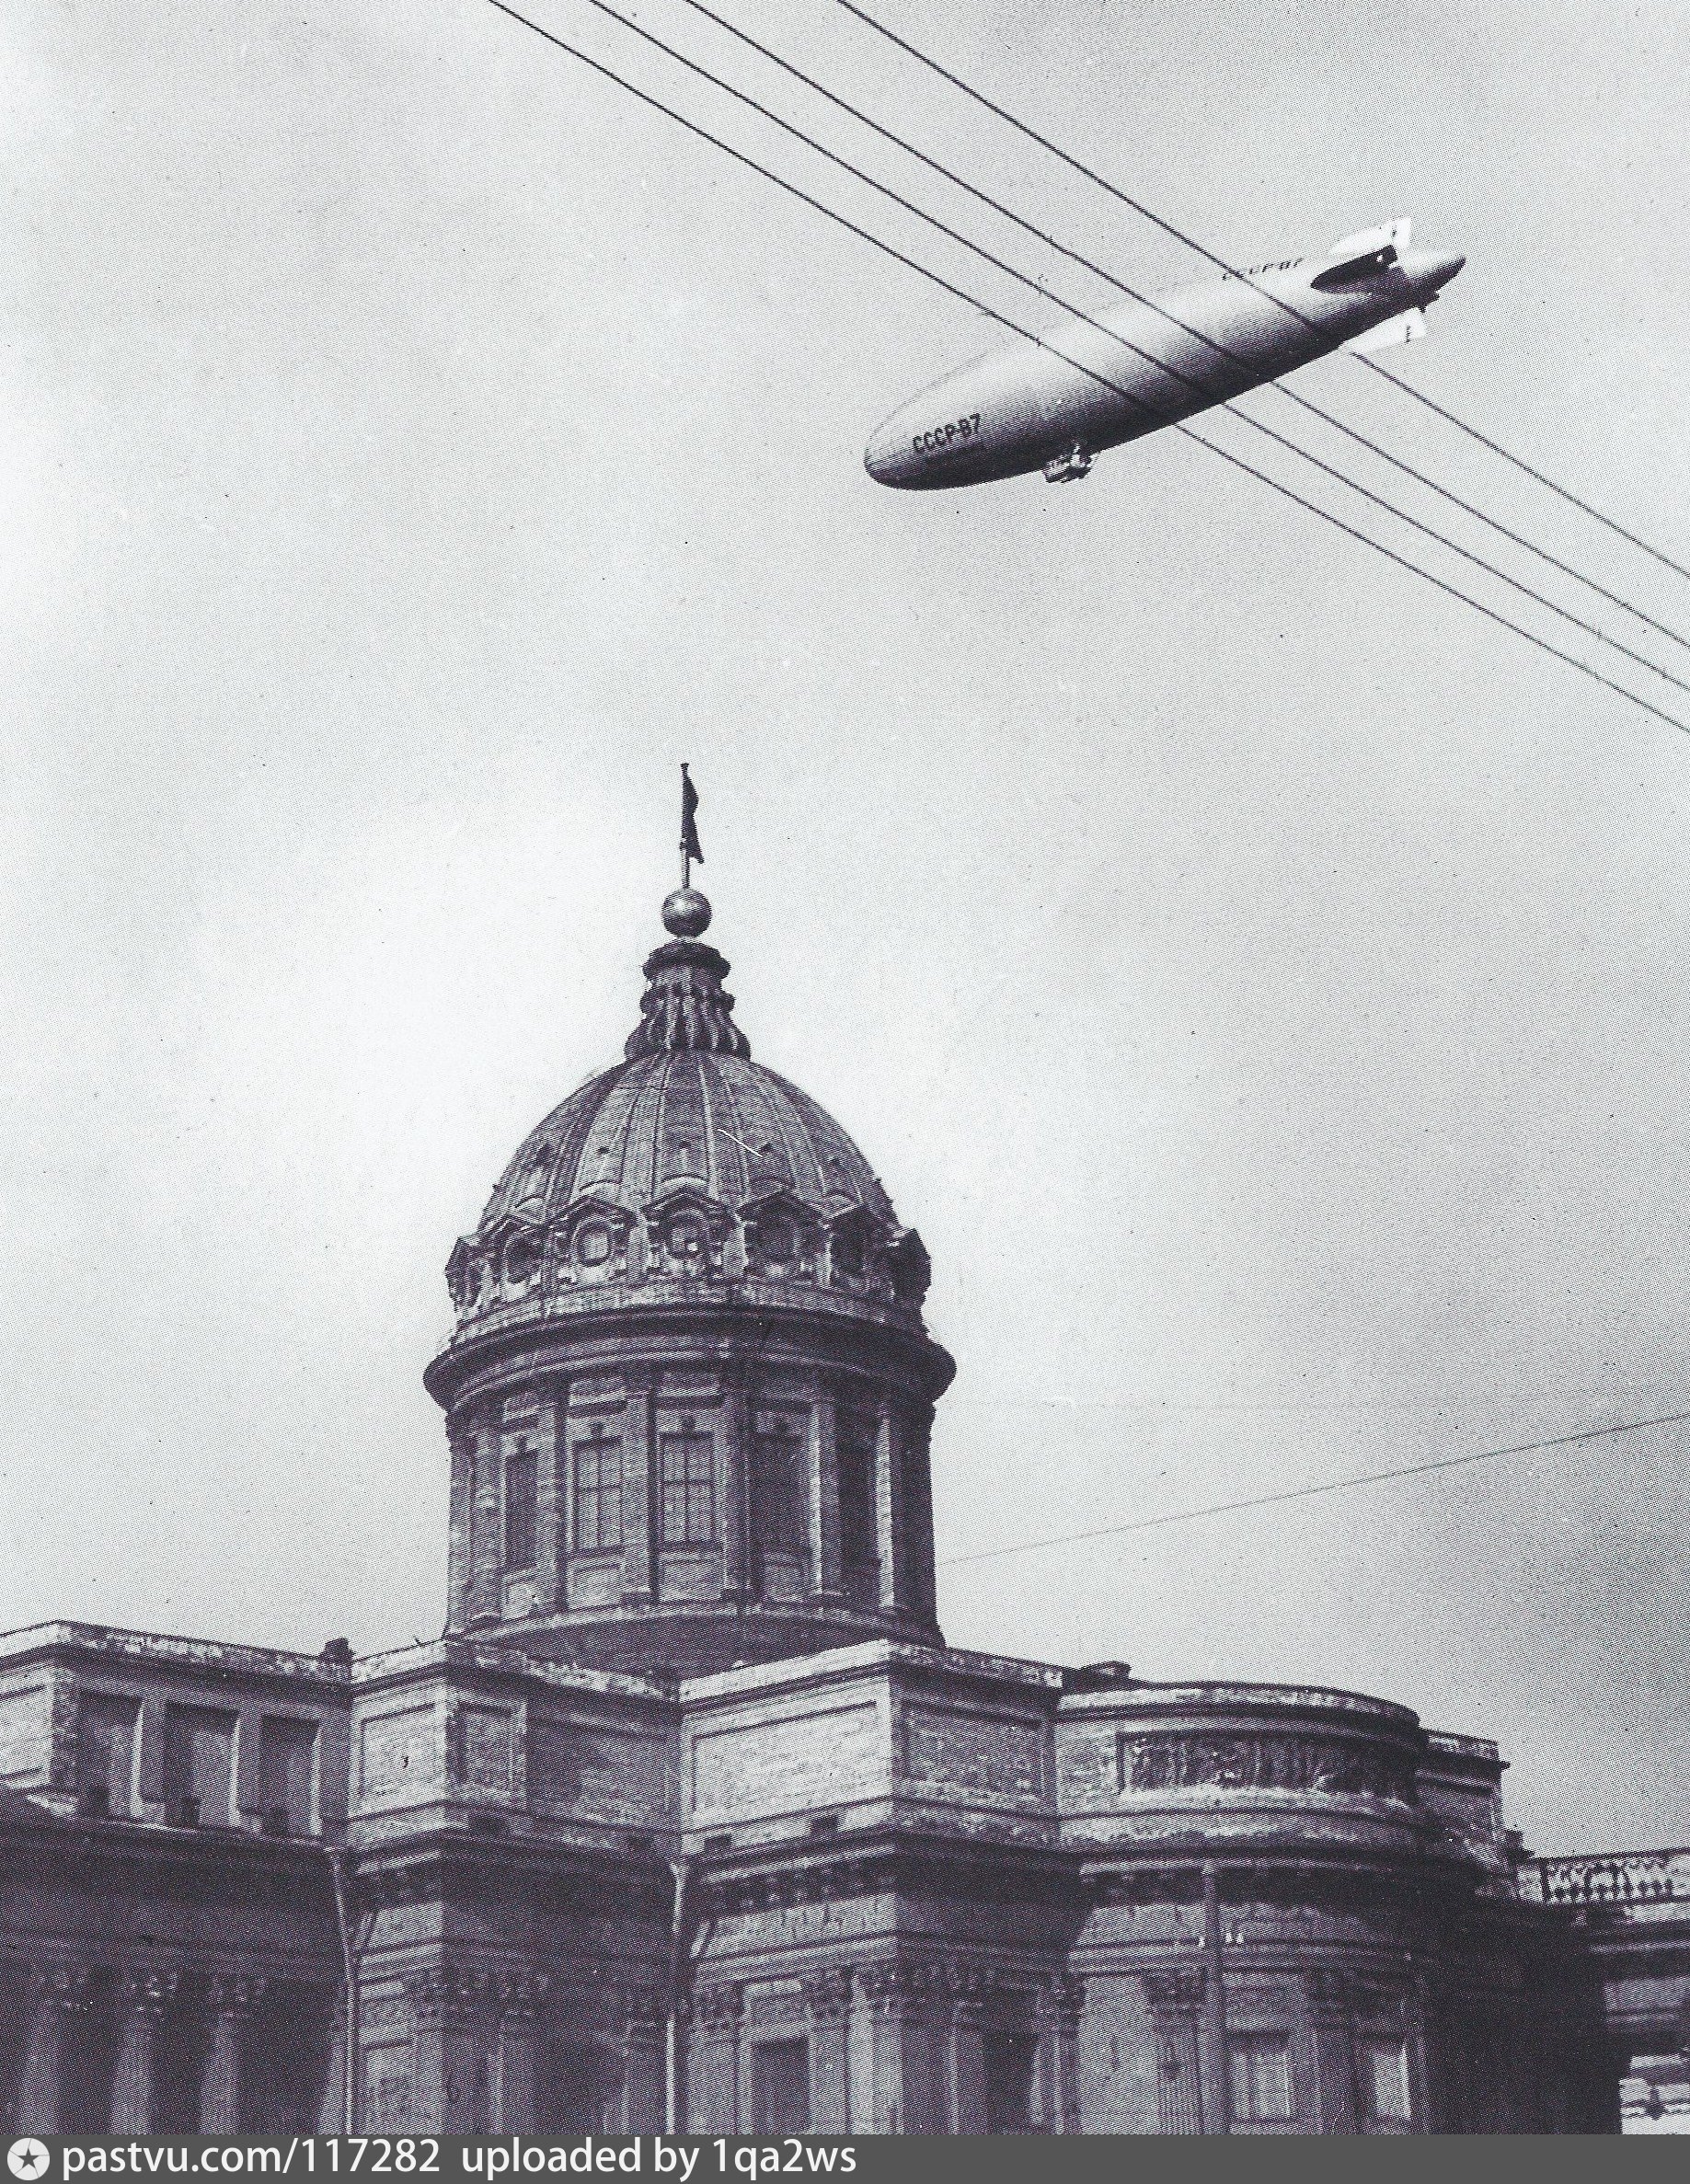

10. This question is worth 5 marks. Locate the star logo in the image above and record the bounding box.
[7,2142,51,2182]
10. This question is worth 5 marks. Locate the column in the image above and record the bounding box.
[407,1967,492,2133]
[317,1997,349,2136]
[1143,1969,1206,2134]
[621,1984,665,2132]
[810,1384,844,1601]
[802,1970,855,2133]
[688,1983,742,2132]
[17,1967,94,2134]
[1039,1975,1084,2134]
[1306,1971,1359,2134]
[110,1972,178,2132]
[943,1966,987,2135]
[1200,1863,1230,2134]
[492,1972,547,2132]
[621,1372,657,1604]
[201,1976,266,2134]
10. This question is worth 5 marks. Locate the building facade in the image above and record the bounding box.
[1,885,1684,2134]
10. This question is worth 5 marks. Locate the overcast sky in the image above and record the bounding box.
[5,0,1689,1853]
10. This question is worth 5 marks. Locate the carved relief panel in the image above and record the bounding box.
[1119,1731,1416,1804]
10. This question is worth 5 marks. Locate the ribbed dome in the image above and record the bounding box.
[443,924,931,1330]
[482,1051,898,1231]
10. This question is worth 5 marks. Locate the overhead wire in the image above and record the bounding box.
[936,1404,1690,1569]
[673,0,1690,661]
[462,1,1690,1564]
[501,0,1690,707]
[831,0,1690,587]
[477,0,1690,738]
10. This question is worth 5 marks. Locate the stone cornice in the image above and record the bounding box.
[0,1621,349,1691]
[425,1291,951,1412]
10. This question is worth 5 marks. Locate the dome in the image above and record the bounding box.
[443,933,932,1332]
[426,889,951,1679]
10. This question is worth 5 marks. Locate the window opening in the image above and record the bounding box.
[575,1441,624,1551]
[1362,2038,1412,2124]
[753,1419,805,1554]
[661,1431,716,1545]
[751,2040,811,2134]
[504,1440,538,1569]
[76,1695,139,1819]
[259,1716,317,1837]
[983,2030,1040,2133]
[1228,2032,1293,2122]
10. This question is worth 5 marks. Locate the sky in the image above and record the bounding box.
[4,0,1689,1854]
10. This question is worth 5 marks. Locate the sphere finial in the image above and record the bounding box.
[662,886,712,938]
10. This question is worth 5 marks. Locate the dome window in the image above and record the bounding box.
[517,1144,553,1204]
[504,1234,543,1288]
[575,1222,614,1268]
[667,1213,707,1269]
[759,1215,794,1266]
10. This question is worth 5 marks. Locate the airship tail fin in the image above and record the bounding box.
[1324,216,1411,264]
[1344,306,1428,354]
[1310,216,1412,290]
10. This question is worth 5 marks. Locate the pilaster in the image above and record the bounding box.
[902,1411,937,1621]
[1307,1970,1360,2134]
[874,1401,909,1613]
[811,1384,844,1599]
[468,1427,502,1623]
[719,1368,753,1603]
[689,1982,743,2132]
[17,1967,95,2134]
[621,1371,657,1604]
[801,1969,855,2133]
[859,1961,944,2136]
[943,1965,988,2135]
[407,1966,494,2134]
[495,1971,549,2132]
[1039,1974,1085,2134]
[532,1386,565,1613]
[447,1431,475,1629]
[110,1971,179,2132]
[201,1976,267,2135]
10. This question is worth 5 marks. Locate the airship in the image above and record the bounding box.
[864,219,1465,489]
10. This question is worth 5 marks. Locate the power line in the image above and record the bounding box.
[830,0,1690,586]
[501,0,1690,705]
[476,0,1690,736]
[673,0,1690,661]
[936,1404,1690,1569]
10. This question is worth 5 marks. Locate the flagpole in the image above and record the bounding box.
[680,762,693,891]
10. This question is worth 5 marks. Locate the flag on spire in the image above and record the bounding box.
[680,763,704,874]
